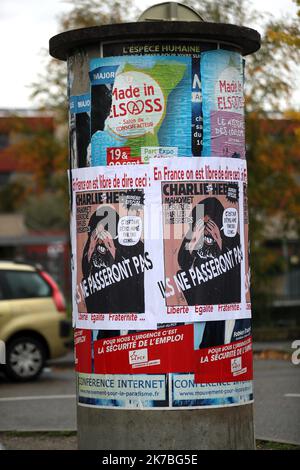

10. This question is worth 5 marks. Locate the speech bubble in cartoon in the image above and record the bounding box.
[222,208,238,237]
[118,216,143,246]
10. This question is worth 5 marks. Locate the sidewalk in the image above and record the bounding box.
[253,341,292,353]
[0,432,77,450]
[1,432,299,450]
[47,351,74,367]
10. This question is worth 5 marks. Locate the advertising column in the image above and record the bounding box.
[50,14,260,449]
[71,49,253,412]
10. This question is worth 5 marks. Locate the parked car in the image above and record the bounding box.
[0,260,71,381]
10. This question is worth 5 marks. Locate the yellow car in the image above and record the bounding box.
[0,260,71,381]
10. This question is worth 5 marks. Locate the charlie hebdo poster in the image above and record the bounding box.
[71,158,251,328]
[145,157,251,323]
[71,164,156,331]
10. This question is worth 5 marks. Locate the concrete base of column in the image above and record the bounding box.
[77,403,254,450]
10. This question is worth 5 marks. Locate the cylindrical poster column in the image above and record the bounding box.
[50,2,260,450]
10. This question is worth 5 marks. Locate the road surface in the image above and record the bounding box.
[254,359,300,445]
[0,365,76,431]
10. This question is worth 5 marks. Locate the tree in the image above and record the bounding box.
[13,1,137,231]
[184,0,300,113]
[32,0,300,117]
[22,192,68,231]
[3,116,66,193]
[0,114,69,230]
[31,0,137,119]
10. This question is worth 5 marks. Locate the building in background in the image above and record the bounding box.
[250,118,300,328]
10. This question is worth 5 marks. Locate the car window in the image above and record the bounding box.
[1,270,52,300]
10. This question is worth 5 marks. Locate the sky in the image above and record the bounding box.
[0,0,298,109]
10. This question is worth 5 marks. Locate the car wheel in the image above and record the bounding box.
[5,336,46,382]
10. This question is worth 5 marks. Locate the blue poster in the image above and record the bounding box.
[89,56,193,166]
[69,93,91,168]
[201,50,245,158]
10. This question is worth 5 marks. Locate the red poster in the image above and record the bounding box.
[107,147,141,165]
[74,329,92,373]
[195,336,253,383]
[94,324,196,374]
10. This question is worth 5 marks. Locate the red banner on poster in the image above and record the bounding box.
[74,329,92,373]
[195,336,253,383]
[94,324,196,374]
[107,147,141,165]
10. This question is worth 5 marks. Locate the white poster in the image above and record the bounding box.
[70,165,156,330]
[71,157,251,328]
[145,157,251,323]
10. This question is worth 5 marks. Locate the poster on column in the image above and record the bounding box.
[74,329,92,373]
[244,182,251,304]
[71,164,156,330]
[194,319,253,383]
[101,40,212,157]
[89,55,197,166]
[145,157,251,323]
[201,50,245,158]
[76,322,253,409]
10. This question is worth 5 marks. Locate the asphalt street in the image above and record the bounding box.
[0,356,299,444]
[254,359,300,445]
[0,365,76,431]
